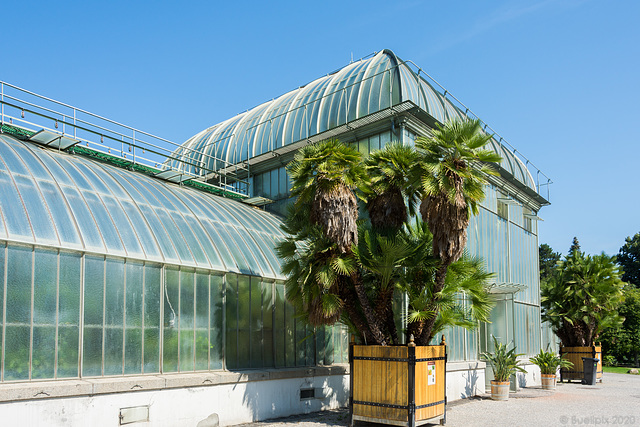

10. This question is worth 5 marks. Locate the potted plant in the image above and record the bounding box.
[278,120,502,427]
[530,347,574,390]
[541,248,625,382]
[482,336,526,401]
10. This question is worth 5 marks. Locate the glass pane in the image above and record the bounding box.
[39,181,81,247]
[103,196,143,257]
[124,328,142,374]
[84,256,104,327]
[172,214,208,267]
[237,276,251,369]
[195,273,209,370]
[125,262,143,374]
[57,325,79,378]
[60,186,104,251]
[250,278,263,368]
[83,192,124,254]
[285,301,295,367]
[0,170,32,239]
[209,274,224,370]
[32,326,56,379]
[83,256,104,375]
[103,327,123,376]
[120,201,161,260]
[14,174,57,243]
[262,281,274,368]
[225,274,238,370]
[163,267,179,372]
[58,252,81,326]
[33,248,57,325]
[138,204,179,263]
[126,262,143,327]
[4,326,30,380]
[274,284,286,367]
[82,326,103,376]
[104,258,124,375]
[144,264,161,373]
[179,270,195,372]
[6,245,32,324]
[0,246,4,369]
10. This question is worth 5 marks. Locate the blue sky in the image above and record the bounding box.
[3,0,639,257]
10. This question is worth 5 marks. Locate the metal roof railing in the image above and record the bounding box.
[402,59,553,201]
[0,80,249,199]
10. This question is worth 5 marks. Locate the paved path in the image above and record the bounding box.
[232,373,640,427]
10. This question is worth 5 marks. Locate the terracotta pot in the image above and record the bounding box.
[541,374,557,390]
[490,380,510,401]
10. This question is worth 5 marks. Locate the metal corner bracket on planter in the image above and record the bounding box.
[349,336,447,427]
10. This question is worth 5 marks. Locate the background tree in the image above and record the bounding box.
[568,236,581,255]
[539,243,561,284]
[414,119,501,344]
[617,232,640,287]
[600,286,640,366]
[542,250,625,347]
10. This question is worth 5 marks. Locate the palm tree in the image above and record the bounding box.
[287,139,368,253]
[364,142,420,232]
[542,250,625,347]
[283,139,390,344]
[400,220,494,343]
[414,119,501,344]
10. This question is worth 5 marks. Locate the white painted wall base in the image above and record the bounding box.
[446,361,486,400]
[0,362,493,426]
[0,368,349,427]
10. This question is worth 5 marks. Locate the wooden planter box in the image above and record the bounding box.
[349,343,447,427]
[559,345,603,382]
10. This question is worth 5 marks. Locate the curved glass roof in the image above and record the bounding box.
[0,134,286,280]
[170,49,536,191]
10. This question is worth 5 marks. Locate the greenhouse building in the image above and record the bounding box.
[0,49,551,426]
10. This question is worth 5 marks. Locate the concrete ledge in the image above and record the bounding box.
[446,360,486,372]
[0,379,93,401]
[0,365,351,403]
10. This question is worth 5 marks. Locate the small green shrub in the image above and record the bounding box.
[529,347,574,375]
[603,354,617,367]
[482,336,527,382]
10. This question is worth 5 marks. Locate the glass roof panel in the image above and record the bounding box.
[137,204,180,263]
[82,192,125,255]
[119,200,162,261]
[59,186,105,252]
[13,174,58,245]
[0,168,34,241]
[38,181,82,248]
[101,195,144,258]
[0,135,286,276]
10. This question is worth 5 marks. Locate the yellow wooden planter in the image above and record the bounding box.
[559,346,603,382]
[349,339,447,427]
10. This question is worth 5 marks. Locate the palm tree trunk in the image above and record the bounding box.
[416,263,448,345]
[337,283,373,344]
[352,273,388,345]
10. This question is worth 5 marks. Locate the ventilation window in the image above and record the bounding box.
[497,200,508,220]
[523,209,533,233]
[300,388,315,400]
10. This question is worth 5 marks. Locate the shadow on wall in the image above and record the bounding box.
[517,371,528,388]
[234,373,344,424]
[462,364,481,399]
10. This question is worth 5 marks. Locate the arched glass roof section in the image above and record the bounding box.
[170,49,536,192]
[0,134,286,280]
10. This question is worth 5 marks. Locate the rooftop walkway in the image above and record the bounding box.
[232,373,640,427]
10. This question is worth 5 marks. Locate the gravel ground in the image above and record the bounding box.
[231,373,640,427]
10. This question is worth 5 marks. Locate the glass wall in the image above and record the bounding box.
[0,241,349,383]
